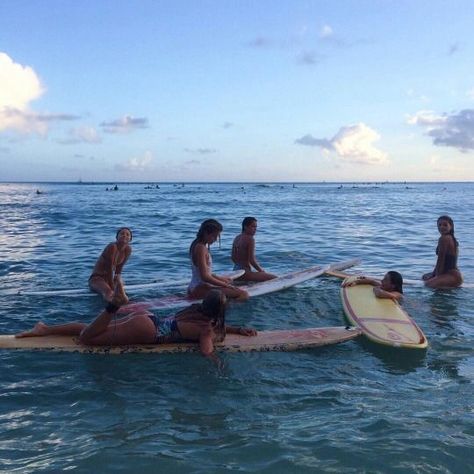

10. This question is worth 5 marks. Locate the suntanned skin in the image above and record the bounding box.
[189,230,248,301]
[342,273,403,302]
[231,220,277,282]
[16,279,257,363]
[89,228,132,302]
[422,218,463,288]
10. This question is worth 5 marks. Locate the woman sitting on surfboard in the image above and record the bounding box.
[342,271,404,302]
[422,215,463,289]
[188,219,248,301]
[231,216,277,282]
[16,281,257,362]
[88,227,132,303]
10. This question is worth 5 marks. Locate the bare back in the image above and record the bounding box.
[232,233,253,270]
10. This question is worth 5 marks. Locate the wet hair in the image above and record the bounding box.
[174,290,227,341]
[437,215,458,247]
[387,271,403,294]
[116,227,132,242]
[189,219,223,255]
[242,216,257,232]
[201,289,227,337]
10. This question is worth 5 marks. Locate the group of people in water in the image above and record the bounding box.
[16,214,462,361]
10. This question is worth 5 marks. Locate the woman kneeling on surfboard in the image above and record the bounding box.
[16,280,256,362]
[422,215,463,289]
[88,227,133,303]
[188,219,248,301]
[342,271,403,302]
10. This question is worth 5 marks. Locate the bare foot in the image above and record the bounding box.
[15,322,50,338]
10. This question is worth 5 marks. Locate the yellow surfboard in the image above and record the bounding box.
[340,277,428,349]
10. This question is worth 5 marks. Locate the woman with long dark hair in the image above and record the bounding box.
[16,282,256,360]
[422,215,463,288]
[188,219,248,300]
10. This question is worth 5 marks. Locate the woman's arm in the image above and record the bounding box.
[114,245,132,277]
[373,287,403,302]
[226,325,258,336]
[195,245,232,287]
[434,235,451,276]
[248,238,263,272]
[342,276,381,288]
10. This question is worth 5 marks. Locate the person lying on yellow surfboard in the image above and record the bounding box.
[342,271,404,302]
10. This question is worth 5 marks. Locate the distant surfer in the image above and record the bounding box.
[422,215,463,288]
[188,219,248,301]
[342,271,404,302]
[231,217,277,282]
[16,282,256,364]
[88,227,132,302]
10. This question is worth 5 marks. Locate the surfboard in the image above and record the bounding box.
[340,276,428,349]
[15,270,246,297]
[0,326,361,354]
[120,259,360,313]
[326,269,473,288]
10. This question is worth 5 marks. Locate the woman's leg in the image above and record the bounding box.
[79,313,157,346]
[424,271,463,288]
[240,270,277,282]
[189,283,248,301]
[89,276,114,302]
[16,322,87,338]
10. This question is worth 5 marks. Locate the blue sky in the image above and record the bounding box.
[1,0,474,182]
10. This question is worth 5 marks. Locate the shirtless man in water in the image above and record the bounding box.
[88,227,132,302]
[231,217,277,282]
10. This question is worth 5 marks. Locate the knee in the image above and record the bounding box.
[240,289,249,300]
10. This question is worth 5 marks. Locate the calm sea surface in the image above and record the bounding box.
[0,182,473,473]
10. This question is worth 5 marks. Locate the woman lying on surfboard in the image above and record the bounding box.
[88,227,132,303]
[422,215,463,289]
[16,280,257,363]
[342,271,404,302]
[188,219,248,301]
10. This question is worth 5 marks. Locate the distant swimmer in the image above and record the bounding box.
[342,271,404,302]
[231,217,277,282]
[88,227,132,302]
[422,215,463,288]
[188,219,248,301]
[16,282,256,365]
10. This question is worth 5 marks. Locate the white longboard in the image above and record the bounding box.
[120,259,360,313]
[0,326,362,354]
[15,270,245,297]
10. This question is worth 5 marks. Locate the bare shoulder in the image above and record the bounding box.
[439,234,456,249]
[104,242,118,255]
[240,234,253,245]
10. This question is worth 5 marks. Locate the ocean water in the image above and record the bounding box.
[0,181,473,473]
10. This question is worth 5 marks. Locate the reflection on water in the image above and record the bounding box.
[0,182,473,473]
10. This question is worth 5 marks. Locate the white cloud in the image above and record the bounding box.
[116,151,153,172]
[0,52,46,133]
[0,52,79,135]
[101,115,149,134]
[319,25,333,38]
[408,109,474,151]
[184,147,217,154]
[295,123,389,165]
[407,110,447,128]
[58,126,102,144]
[467,88,474,100]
